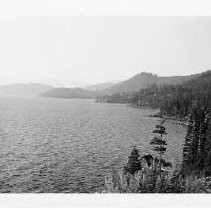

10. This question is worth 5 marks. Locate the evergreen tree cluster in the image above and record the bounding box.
[97,92,131,104]
[124,121,171,175]
[182,106,211,175]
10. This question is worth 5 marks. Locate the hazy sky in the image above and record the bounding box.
[0,16,211,87]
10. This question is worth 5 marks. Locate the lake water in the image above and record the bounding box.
[0,97,186,193]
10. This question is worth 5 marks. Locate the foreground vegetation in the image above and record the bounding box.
[100,105,211,193]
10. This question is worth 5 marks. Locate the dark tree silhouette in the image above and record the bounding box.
[182,106,210,174]
[182,113,195,171]
[124,146,142,174]
[150,120,167,160]
[150,120,173,171]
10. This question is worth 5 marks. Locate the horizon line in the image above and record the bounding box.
[0,69,209,88]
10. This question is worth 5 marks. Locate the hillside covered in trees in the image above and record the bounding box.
[97,70,211,120]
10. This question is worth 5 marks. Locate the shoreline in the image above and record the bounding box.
[149,113,189,126]
[128,104,189,126]
[96,101,189,126]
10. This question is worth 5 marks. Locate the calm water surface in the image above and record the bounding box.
[0,97,186,193]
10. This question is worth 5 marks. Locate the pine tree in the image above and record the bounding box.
[182,106,210,174]
[196,107,209,171]
[192,108,200,165]
[204,110,211,176]
[182,113,194,172]
[150,120,167,161]
[124,146,142,174]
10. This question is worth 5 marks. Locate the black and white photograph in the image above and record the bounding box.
[0,0,211,208]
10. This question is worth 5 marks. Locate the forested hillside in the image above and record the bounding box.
[97,70,211,119]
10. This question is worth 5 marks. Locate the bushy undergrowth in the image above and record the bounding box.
[100,154,211,193]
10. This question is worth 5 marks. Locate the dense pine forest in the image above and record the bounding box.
[97,70,211,120]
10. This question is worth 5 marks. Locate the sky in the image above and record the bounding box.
[0,1,210,87]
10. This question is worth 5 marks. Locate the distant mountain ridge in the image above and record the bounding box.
[40,71,202,99]
[0,83,54,97]
[0,71,201,99]
[84,82,117,91]
[101,72,199,95]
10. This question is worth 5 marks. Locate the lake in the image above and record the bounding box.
[0,97,186,193]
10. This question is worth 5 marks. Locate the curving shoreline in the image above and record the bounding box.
[128,103,189,126]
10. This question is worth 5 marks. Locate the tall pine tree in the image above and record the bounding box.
[182,113,194,172]
[182,106,210,174]
[150,120,167,161]
[196,107,209,172]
